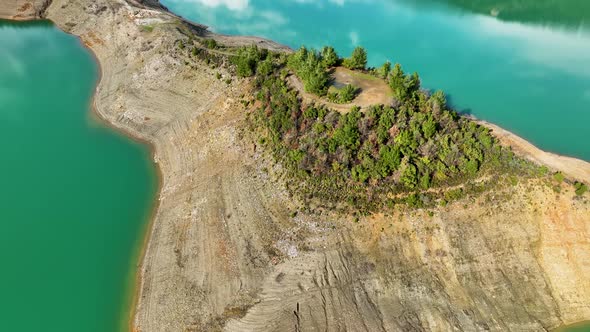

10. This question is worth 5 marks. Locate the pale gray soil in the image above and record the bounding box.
[0,0,49,20]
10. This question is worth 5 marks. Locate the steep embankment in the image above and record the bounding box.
[3,0,589,331]
[0,0,49,20]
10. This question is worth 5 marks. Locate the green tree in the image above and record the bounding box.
[303,65,329,95]
[321,46,339,67]
[288,48,330,95]
[332,108,361,151]
[256,58,273,77]
[378,145,402,175]
[389,63,408,101]
[406,72,421,94]
[422,116,437,139]
[379,61,391,79]
[352,165,370,182]
[430,90,446,113]
[419,173,431,189]
[401,162,418,188]
[343,46,367,70]
[233,45,265,77]
[464,158,479,175]
[553,172,565,182]
[288,46,308,70]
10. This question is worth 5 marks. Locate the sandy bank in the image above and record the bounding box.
[479,120,590,184]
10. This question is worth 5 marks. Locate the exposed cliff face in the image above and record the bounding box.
[3,0,589,331]
[0,0,50,20]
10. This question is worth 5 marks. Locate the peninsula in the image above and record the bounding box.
[2,1,589,331]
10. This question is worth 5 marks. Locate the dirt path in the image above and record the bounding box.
[289,67,393,113]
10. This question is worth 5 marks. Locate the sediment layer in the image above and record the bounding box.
[0,0,49,20]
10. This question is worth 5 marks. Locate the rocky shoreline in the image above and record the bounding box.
[0,0,49,20]
[2,1,590,331]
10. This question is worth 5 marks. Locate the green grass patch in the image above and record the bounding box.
[140,25,154,33]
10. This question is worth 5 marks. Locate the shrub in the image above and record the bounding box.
[140,25,154,33]
[203,38,217,49]
[233,45,266,78]
[327,84,358,103]
[553,171,565,182]
[574,182,588,196]
[339,84,358,102]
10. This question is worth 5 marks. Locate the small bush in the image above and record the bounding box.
[140,25,154,33]
[203,38,217,49]
[327,84,358,103]
[232,45,267,78]
[553,172,565,182]
[574,182,588,196]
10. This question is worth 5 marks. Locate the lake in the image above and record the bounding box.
[161,0,590,161]
[0,20,156,331]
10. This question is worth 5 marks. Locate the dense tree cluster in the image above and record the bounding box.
[232,45,269,78]
[388,63,421,102]
[287,46,332,95]
[286,46,368,95]
[232,45,541,211]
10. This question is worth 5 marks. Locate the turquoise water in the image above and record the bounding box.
[162,0,590,161]
[0,20,156,331]
[558,321,590,332]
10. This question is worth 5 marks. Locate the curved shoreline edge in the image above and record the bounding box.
[1,1,590,331]
[1,13,164,332]
[477,120,590,184]
[0,2,163,331]
[86,57,163,332]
